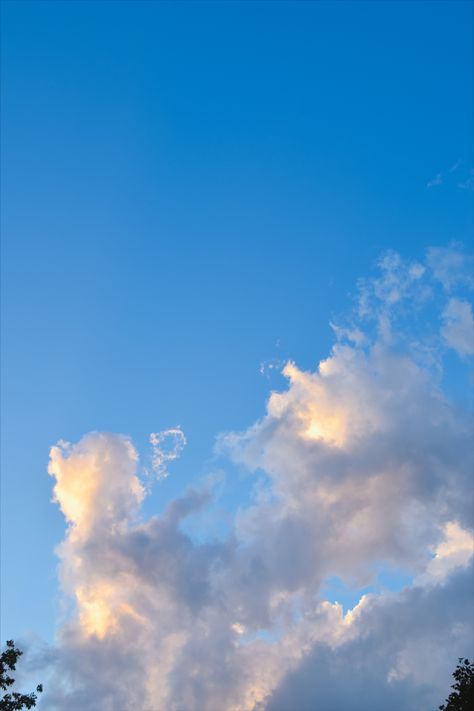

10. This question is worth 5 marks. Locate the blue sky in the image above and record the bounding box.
[1,2,473,709]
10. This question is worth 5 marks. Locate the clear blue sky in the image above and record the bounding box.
[1,0,472,647]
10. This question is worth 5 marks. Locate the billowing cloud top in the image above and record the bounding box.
[41,246,473,711]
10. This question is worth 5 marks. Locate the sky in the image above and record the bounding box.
[1,1,473,710]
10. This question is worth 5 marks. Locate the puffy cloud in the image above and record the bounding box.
[266,567,474,711]
[49,433,144,540]
[223,338,472,591]
[39,247,473,710]
[421,521,473,584]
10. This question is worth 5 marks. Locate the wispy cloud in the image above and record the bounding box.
[427,172,443,189]
[426,244,474,292]
[448,159,463,173]
[427,161,473,190]
[458,168,474,191]
[441,298,474,357]
[149,427,187,480]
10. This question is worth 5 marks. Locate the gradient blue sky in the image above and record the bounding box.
[1,0,473,660]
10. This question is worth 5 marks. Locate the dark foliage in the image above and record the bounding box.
[439,658,474,711]
[0,641,42,710]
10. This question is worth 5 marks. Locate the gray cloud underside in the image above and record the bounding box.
[39,246,473,711]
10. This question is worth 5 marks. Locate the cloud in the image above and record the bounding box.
[420,521,473,584]
[39,247,473,710]
[426,245,474,292]
[265,567,474,711]
[49,433,144,541]
[448,159,462,173]
[149,427,187,480]
[458,168,474,191]
[427,172,443,188]
[357,250,426,316]
[426,162,473,190]
[441,298,474,357]
[259,358,285,378]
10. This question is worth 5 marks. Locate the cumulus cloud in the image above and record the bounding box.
[49,434,144,542]
[265,567,474,711]
[420,521,473,584]
[39,247,473,711]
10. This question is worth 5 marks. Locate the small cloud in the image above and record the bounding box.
[426,161,472,190]
[231,622,245,635]
[427,173,443,189]
[426,244,473,292]
[259,358,284,377]
[441,298,474,357]
[448,159,463,173]
[150,427,186,480]
[356,250,427,330]
[458,168,474,191]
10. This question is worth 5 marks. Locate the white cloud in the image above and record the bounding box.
[357,250,426,321]
[38,247,473,711]
[48,433,144,541]
[441,298,474,357]
[149,427,187,480]
[421,521,473,584]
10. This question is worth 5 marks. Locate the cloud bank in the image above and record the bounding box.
[41,246,473,710]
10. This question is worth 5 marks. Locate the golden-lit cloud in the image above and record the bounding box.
[48,434,144,539]
[41,247,473,711]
